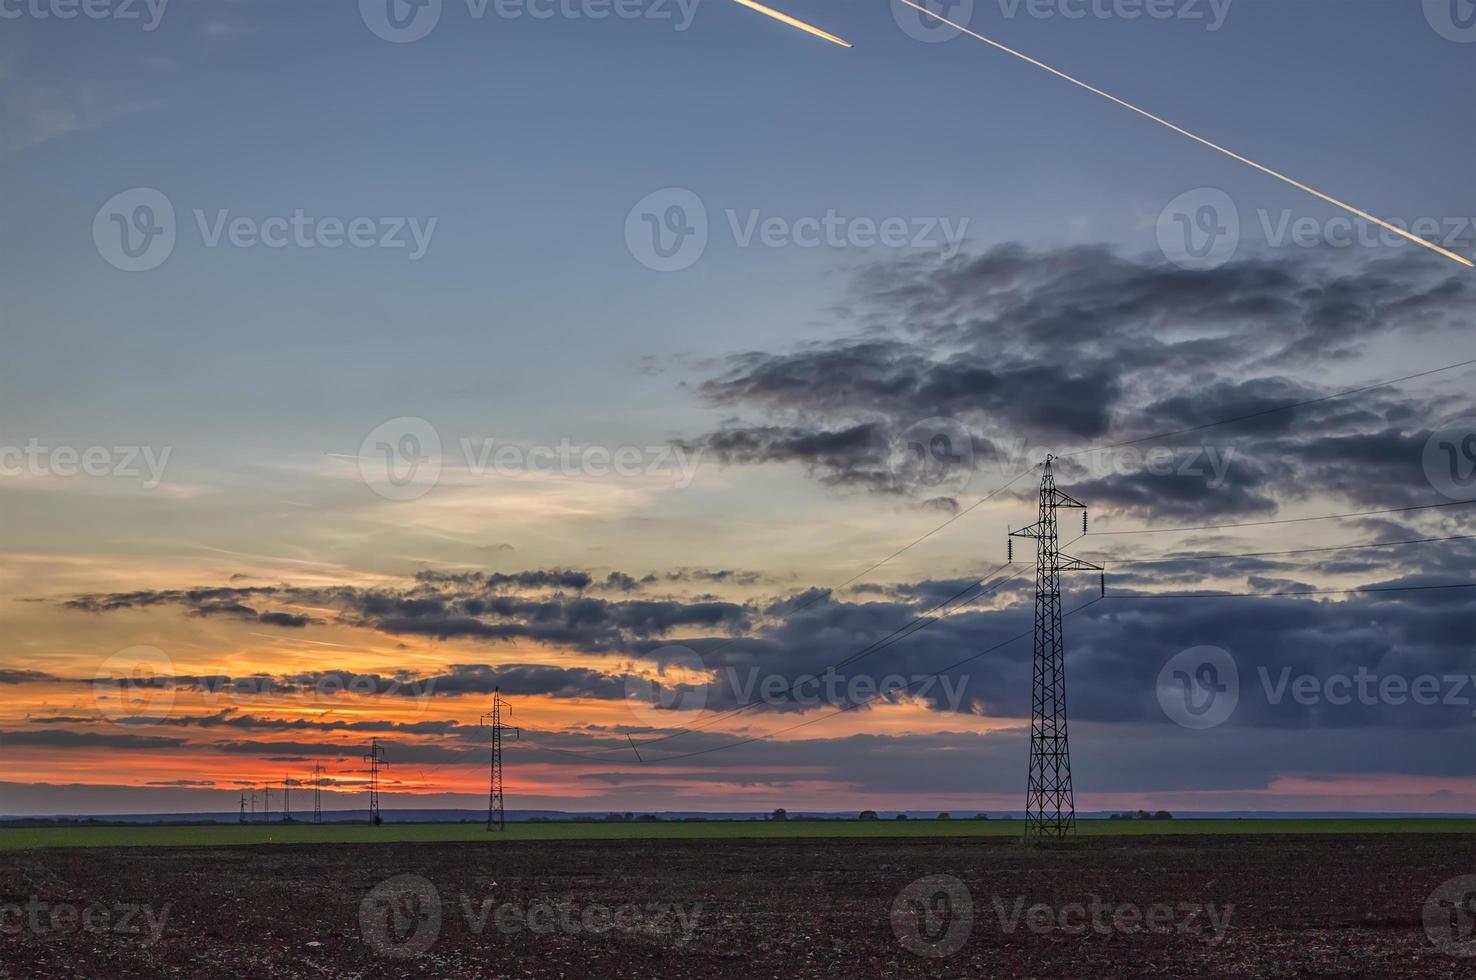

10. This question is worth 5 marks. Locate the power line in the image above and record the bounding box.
[634,355,1476,661]
[1106,582,1476,599]
[1061,357,1476,455]
[1093,532,1476,565]
[858,353,1476,573]
[1091,498,1476,536]
[435,355,1476,781]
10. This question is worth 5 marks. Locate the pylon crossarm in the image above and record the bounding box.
[1009,521,1047,540]
[1057,554,1104,572]
[1051,488,1087,510]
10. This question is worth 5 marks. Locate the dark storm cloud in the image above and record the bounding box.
[0,669,58,684]
[46,711,466,736]
[643,568,771,586]
[677,245,1475,520]
[413,568,597,591]
[0,729,187,750]
[61,578,753,655]
[408,663,629,699]
[52,540,1476,735]
[65,587,315,628]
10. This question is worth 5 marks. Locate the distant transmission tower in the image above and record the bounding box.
[313,762,323,824]
[1009,457,1103,841]
[263,785,272,823]
[282,774,291,823]
[484,688,520,831]
[239,792,246,824]
[364,738,386,825]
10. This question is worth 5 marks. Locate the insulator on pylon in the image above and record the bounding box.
[1100,572,1105,597]
[1008,539,1013,563]
[1083,511,1088,534]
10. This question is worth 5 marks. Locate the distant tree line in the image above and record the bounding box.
[1107,810,1174,821]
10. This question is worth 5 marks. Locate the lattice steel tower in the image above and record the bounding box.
[363,738,386,825]
[484,688,520,831]
[1009,457,1101,841]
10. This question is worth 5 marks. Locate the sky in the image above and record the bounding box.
[1,0,1474,817]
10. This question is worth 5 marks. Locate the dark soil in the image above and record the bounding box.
[2,833,1473,978]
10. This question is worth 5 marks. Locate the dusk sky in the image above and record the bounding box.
[1,0,1474,817]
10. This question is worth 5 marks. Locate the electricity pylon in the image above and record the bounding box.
[313,762,323,824]
[364,738,386,826]
[282,774,291,823]
[239,792,246,824]
[484,688,520,831]
[1009,456,1103,842]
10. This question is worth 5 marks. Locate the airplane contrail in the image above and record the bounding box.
[730,0,852,47]
[893,0,1473,269]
